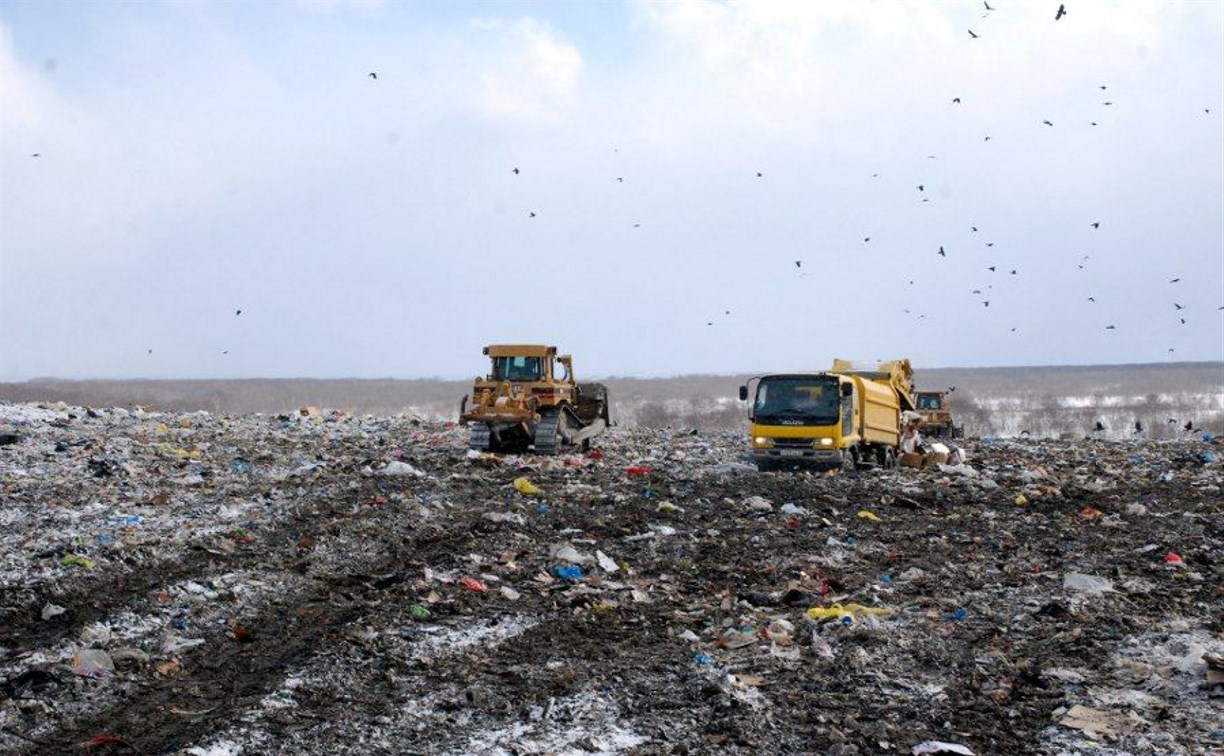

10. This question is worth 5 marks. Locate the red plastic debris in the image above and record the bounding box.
[626,466,652,476]
[586,449,605,460]
[458,577,488,592]
[1163,551,1184,565]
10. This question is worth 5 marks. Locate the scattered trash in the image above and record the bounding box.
[42,603,67,620]
[806,603,892,623]
[1058,704,1141,737]
[513,477,541,495]
[551,564,585,581]
[913,742,975,756]
[458,577,488,592]
[1063,573,1115,594]
[60,555,96,570]
[856,509,882,522]
[72,649,115,679]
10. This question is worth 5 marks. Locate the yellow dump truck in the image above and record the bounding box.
[738,359,916,471]
[460,344,609,454]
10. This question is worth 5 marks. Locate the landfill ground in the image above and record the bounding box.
[0,403,1221,756]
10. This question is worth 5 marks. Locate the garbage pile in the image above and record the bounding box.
[0,402,1220,755]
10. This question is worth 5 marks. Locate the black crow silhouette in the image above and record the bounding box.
[528,211,536,218]
[1170,278,1180,283]
[969,29,979,38]
[1134,421,1143,434]
[1055,4,1066,20]
[917,184,925,192]
[1174,303,1185,310]
[1106,325,1116,330]
[952,97,961,103]
[512,167,520,174]
[1094,421,1105,432]
[368,72,377,80]
[1091,222,1100,228]
[1185,421,1195,432]
[795,260,802,268]
[938,246,946,257]
[235,309,242,316]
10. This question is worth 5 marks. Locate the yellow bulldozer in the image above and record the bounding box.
[459,345,610,454]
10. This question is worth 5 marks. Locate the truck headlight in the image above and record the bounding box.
[753,436,774,448]
[817,438,834,446]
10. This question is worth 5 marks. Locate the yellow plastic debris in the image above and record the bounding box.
[512,477,541,496]
[156,422,169,434]
[178,418,192,428]
[805,603,892,623]
[656,501,680,514]
[1015,494,1029,506]
[60,554,96,570]
[857,509,883,522]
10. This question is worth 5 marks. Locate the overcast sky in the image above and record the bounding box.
[1,0,1221,381]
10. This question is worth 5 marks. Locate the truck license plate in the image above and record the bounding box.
[780,449,805,457]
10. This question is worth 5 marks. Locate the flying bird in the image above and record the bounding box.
[952,98,961,103]
[1185,421,1195,432]
[616,177,624,182]
[983,301,990,307]
[984,1,994,9]
[795,260,802,268]
[938,246,946,257]
[971,226,978,232]
[917,185,925,192]
[30,153,40,158]
[1091,222,1100,228]
[235,309,242,316]
[1055,4,1066,20]
[756,172,763,178]
[1100,85,1107,90]
[1010,269,1017,275]
[512,167,520,174]
[1105,325,1116,330]
[864,237,871,242]
[1104,101,1113,106]
[1088,297,1095,302]
[528,211,536,218]
[1174,303,1184,310]
[984,136,992,141]
[1091,122,1098,126]
[988,266,996,272]
[968,29,979,38]
[1170,278,1180,283]
[368,72,377,80]
[986,242,995,247]
[1043,120,1054,126]
[1179,318,1186,324]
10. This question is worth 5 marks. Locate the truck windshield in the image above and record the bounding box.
[492,356,543,381]
[918,395,942,410]
[753,377,841,425]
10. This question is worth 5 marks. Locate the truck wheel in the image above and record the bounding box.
[842,449,858,473]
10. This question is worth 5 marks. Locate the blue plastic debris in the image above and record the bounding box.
[694,652,714,665]
[551,564,584,581]
[948,607,968,621]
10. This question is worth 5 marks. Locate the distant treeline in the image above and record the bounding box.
[2,362,1221,438]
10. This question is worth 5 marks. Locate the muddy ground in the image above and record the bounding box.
[0,404,1220,755]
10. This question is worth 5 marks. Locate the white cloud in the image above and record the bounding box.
[469,17,583,123]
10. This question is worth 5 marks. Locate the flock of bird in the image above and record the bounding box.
[23,2,1215,371]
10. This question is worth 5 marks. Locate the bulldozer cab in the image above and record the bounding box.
[492,355,544,382]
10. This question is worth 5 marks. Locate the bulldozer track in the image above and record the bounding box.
[468,423,491,451]
[533,410,561,455]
